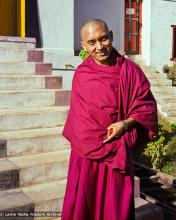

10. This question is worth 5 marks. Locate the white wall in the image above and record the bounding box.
[74,0,124,52]
[141,0,152,65]
[150,0,176,71]
[38,0,74,55]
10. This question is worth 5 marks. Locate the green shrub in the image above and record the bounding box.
[79,49,89,60]
[162,64,169,73]
[168,66,176,79]
[163,62,176,80]
[164,135,176,159]
[162,163,174,175]
[138,115,176,175]
[143,128,167,169]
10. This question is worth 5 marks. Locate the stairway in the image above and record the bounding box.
[130,55,176,124]
[0,37,71,220]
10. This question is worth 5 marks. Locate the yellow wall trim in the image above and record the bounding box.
[17,0,25,37]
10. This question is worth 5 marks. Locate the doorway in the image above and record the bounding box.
[0,0,25,37]
[124,0,142,54]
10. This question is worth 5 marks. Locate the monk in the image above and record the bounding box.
[61,19,158,220]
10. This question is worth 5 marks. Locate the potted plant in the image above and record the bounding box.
[173,76,176,86]
[167,67,175,80]
[162,64,169,73]
[170,65,176,86]
[163,63,176,86]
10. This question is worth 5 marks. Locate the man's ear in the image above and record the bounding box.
[80,41,87,51]
[109,31,113,42]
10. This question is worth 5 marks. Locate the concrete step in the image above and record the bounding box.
[35,217,61,220]
[44,53,81,69]
[129,56,155,70]
[0,62,35,75]
[158,107,176,120]
[131,59,146,65]
[151,86,176,94]
[0,62,52,76]
[55,90,71,106]
[0,89,70,109]
[134,176,140,198]
[52,69,75,90]
[34,213,61,220]
[152,89,175,97]
[0,89,71,109]
[130,59,158,74]
[27,50,44,62]
[135,197,164,220]
[0,89,56,109]
[0,149,70,189]
[0,179,66,216]
[167,116,176,123]
[130,57,176,123]
[0,49,27,62]
[162,110,176,118]
[128,55,143,60]
[149,79,172,86]
[0,36,36,49]
[140,66,157,74]
[145,73,168,80]
[0,106,69,131]
[157,102,176,111]
[0,177,141,219]
[156,94,176,102]
[0,126,70,157]
[0,76,62,90]
[0,49,44,62]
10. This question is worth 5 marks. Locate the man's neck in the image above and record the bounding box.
[93,52,114,66]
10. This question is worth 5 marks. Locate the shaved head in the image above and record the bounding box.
[80,19,110,40]
[80,18,113,66]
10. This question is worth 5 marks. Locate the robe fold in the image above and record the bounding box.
[61,50,158,220]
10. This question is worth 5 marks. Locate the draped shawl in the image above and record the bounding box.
[62,51,158,174]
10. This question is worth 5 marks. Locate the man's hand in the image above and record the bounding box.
[103,118,136,144]
[103,121,125,144]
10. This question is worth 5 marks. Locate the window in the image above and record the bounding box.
[171,25,176,61]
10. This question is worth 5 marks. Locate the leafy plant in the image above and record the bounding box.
[143,128,167,169]
[168,66,176,79]
[162,64,169,73]
[162,163,174,175]
[79,49,89,60]
[136,114,176,175]
[164,135,176,159]
[164,61,176,80]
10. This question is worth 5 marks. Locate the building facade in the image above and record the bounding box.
[142,0,176,70]
[0,0,175,70]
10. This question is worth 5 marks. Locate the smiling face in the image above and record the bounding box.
[80,22,113,66]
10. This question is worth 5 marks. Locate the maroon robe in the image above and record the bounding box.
[61,50,158,220]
